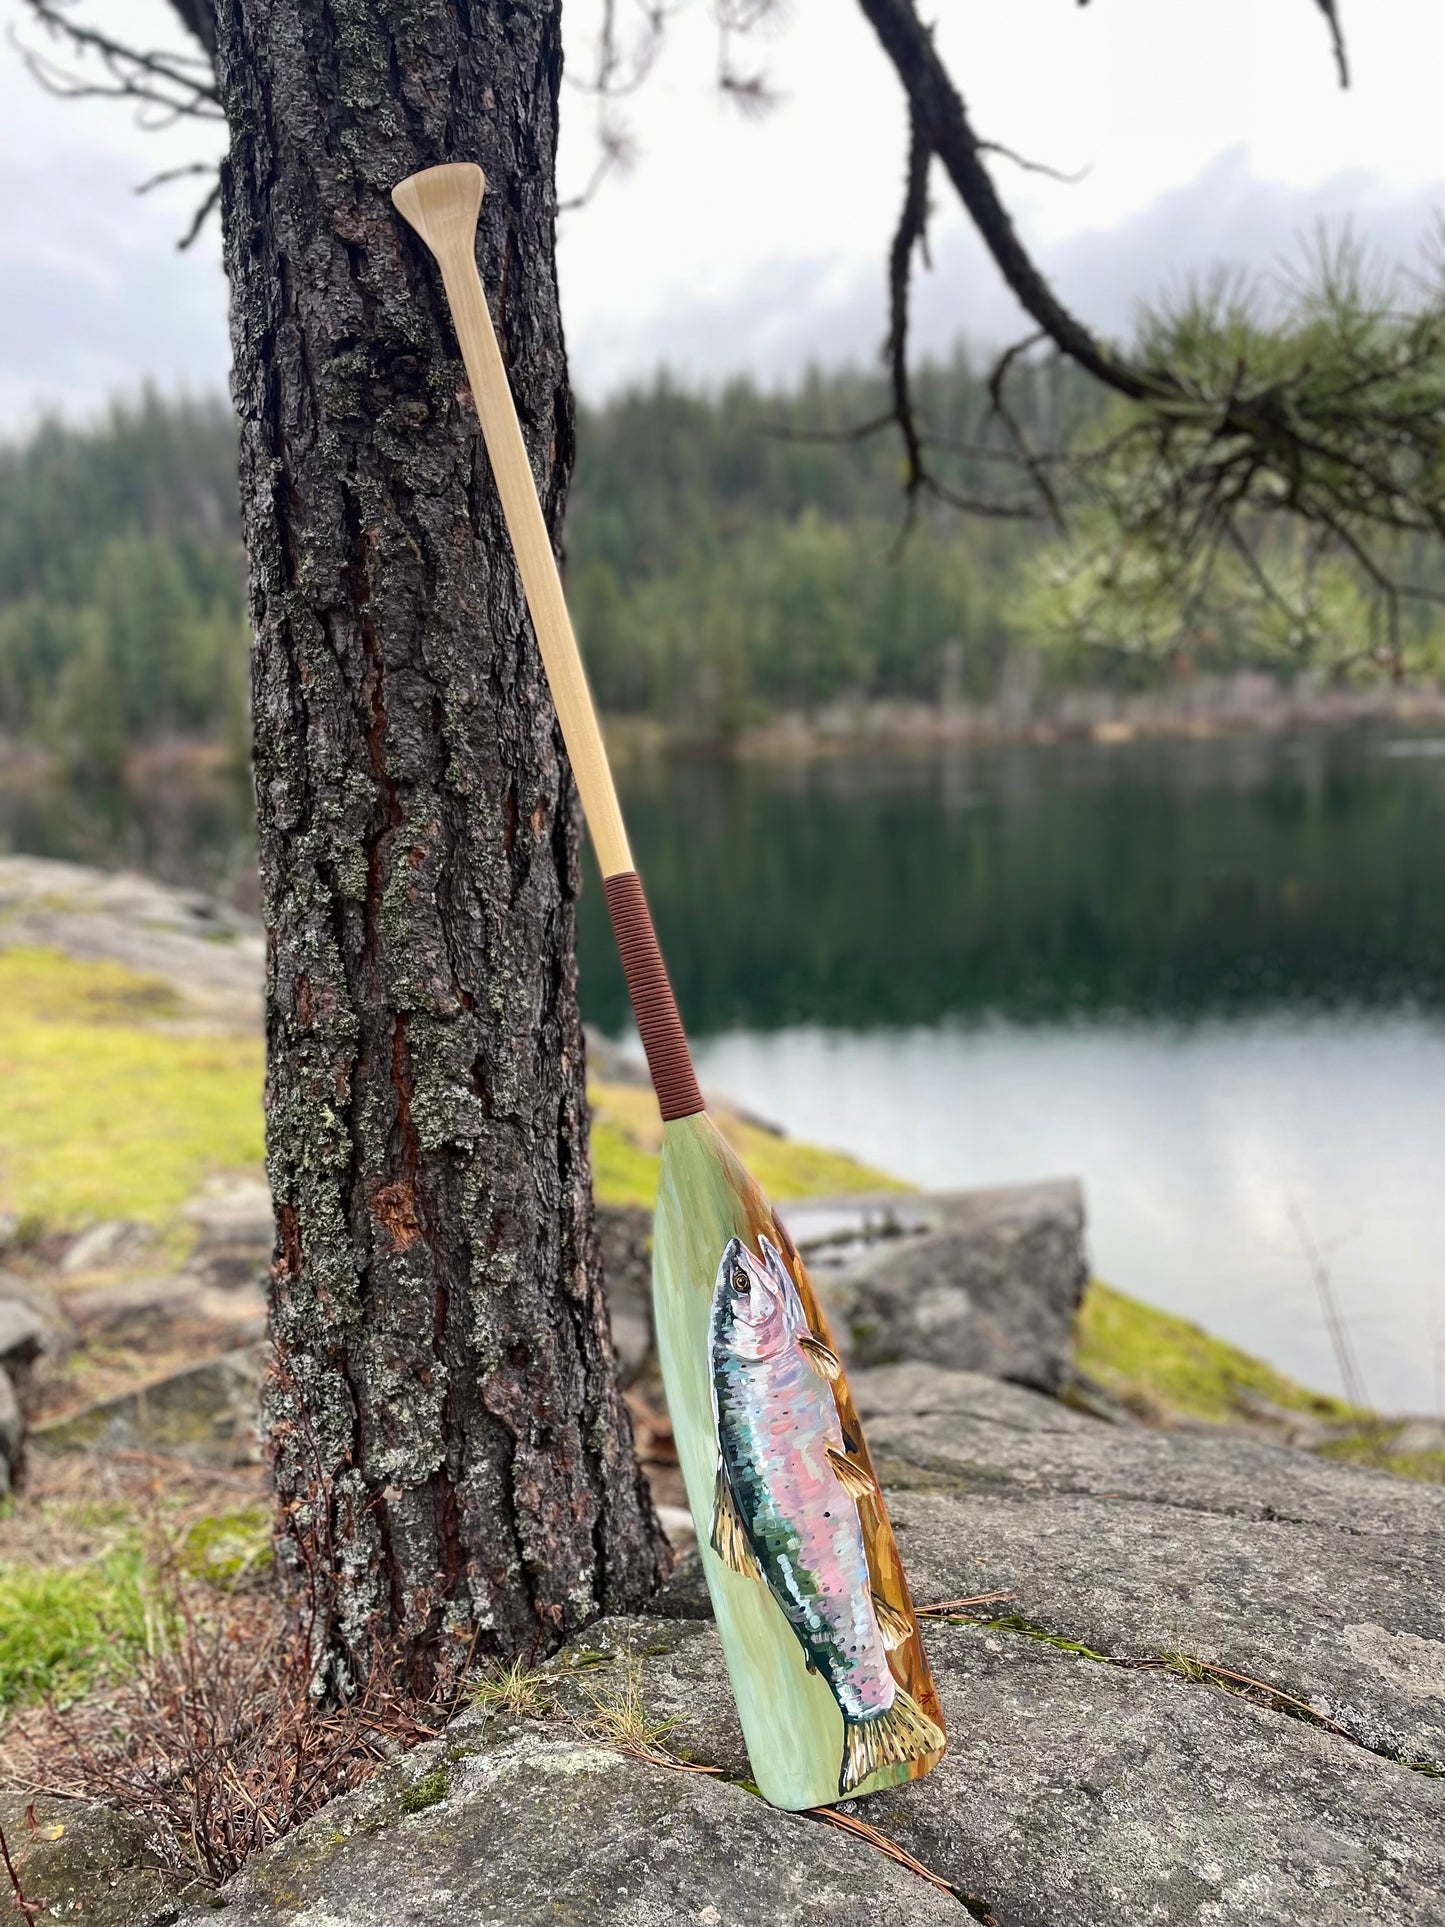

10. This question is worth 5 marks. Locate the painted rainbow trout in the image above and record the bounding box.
[708,1233,945,1798]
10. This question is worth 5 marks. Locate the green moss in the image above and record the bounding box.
[952,1612,1109,1661]
[588,1077,904,1209]
[556,1647,615,1672]
[1078,1281,1445,1487]
[399,1766,450,1814]
[1075,1280,1360,1427]
[0,949,888,1233]
[0,1549,152,1712]
[178,1506,274,1585]
[1314,1436,1445,1485]
[0,947,264,1228]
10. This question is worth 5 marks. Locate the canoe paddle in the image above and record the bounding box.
[392,162,946,1812]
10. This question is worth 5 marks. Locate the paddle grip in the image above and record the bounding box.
[604,872,703,1121]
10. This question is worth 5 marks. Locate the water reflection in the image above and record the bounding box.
[584,729,1445,1411]
[0,750,256,899]
[580,731,1445,1034]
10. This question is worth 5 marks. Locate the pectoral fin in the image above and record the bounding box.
[873,1592,912,1652]
[826,1446,878,1503]
[798,1333,842,1382]
[710,1464,761,1580]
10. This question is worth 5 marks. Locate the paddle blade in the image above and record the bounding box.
[652,1110,946,1811]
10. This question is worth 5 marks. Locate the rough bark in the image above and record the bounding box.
[213,0,666,1692]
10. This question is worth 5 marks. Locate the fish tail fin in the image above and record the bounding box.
[839,1688,945,1797]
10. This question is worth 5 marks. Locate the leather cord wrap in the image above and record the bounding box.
[603,871,704,1121]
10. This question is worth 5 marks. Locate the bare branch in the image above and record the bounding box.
[885,112,932,513]
[975,138,1087,186]
[560,0,667,212]
[14,0,222,123]
[559,121,635,214]
[176,174,223,251]
[855,0,1157,403]
[135,160,213,195]
[569,0,670,101]
[987,332,1067,532]
[1315,0,1350,89]
[758,412,898,447]
[716,0,782,116]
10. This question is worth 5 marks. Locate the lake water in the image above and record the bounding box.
[6,728,1442,1410]
[579,732,1445,1413]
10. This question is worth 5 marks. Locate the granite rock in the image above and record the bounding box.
[0,1276,74,1359]
[854,1363,1445,1767]
[596,1181,1091,1398]
[177,1694,960,1927]
[596,1203,653,1383]
[60,1219,148,1275]
[0,854,264,1027]
[154,1366,1442,1927]
[0,1794,196,1925]
[789,1181,1089,1392]
[0,1367,20,1492]
[32,1347,261,1466]
[0,1298,46,1373]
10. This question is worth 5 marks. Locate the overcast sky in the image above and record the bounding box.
[2,0,1444,430]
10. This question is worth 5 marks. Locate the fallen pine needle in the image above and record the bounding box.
[809,1806,958,1896]
[1148,1659,1349,1734]
[916,1593,1015,1615]
[613,1743,726,1775]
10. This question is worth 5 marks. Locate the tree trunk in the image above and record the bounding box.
[213,0,667,1693]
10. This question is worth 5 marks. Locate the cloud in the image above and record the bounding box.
[566,148,1445,398]
[0,9,228,436]
[0,140,229,433]
[2,111,1441,432]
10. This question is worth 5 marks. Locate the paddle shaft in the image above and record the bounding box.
[393,163,701,1119]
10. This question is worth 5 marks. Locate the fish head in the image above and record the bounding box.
[710,1233,804,1364]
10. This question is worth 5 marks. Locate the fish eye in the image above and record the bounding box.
[731,1268,750,1294]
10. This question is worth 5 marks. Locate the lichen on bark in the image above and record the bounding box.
[212,0,666,1691]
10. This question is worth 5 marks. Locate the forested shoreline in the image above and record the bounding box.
[2,367,1439,781]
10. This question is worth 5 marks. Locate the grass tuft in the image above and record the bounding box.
[584,1652,679,1757]
[466,1657,557,1722]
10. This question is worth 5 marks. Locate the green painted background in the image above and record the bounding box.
[653,1111,936,1811]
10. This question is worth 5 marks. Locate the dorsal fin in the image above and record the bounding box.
[826,1446,878,1503]
[798,1333,842,1382]
[872,1591,912,1652]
